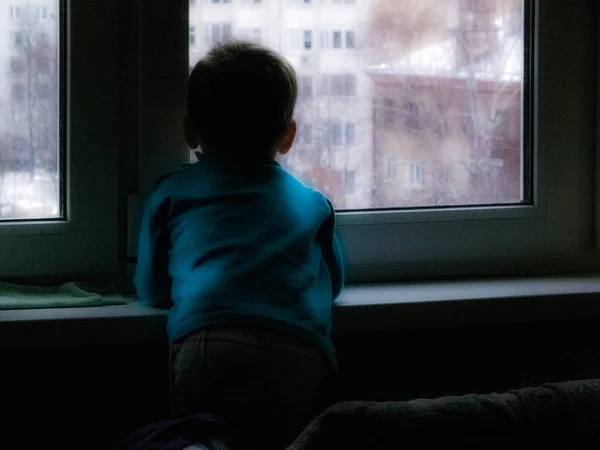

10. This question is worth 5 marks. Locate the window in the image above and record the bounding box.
[321,73,356,96]
[344,170,356,194]
[299,75,313,98]
[346,31,355,49]
[402,102,421,130]
[1,0,120,276]
[9,5,20,20]
[344,73,356,96]
[39,32,51,46]
[303,30,312,50]
[330,74,344,95]
[302,123,312,144]
[345,122,355,146]
[11,83,25,101]
[385,158,396,180]
[406,163,424,189]
[11,31,23,47]
[383,98,396,128]
[332,31,342,48]
[37,58,50,74]
[137,0,600,282]
[11,57,26,74]
[189,26,196,46]
[205,23,233,47]
[331,121,342,146]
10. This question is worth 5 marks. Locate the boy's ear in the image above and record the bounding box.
[183,115,200,149]
[278,120,297,156]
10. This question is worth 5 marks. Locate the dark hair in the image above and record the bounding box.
[187,41,298,158]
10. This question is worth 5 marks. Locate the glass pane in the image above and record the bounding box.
[0,0,61,220]
[189,0,526,211]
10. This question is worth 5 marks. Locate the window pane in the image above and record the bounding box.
[1,0,60,220]
[189,0,526,211]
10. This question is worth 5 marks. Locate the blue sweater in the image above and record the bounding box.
[134,153,344,367]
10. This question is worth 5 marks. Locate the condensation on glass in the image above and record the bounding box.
[190,0,525,211]
[0,1,60,220]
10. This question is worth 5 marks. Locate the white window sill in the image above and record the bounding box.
[2,274,600,347]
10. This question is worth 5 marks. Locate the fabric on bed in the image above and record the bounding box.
[287,379,600,450]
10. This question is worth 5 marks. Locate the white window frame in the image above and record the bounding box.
[0,0,120,277]
[136,0,600,283]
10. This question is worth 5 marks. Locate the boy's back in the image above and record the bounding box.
[135,153,343,367]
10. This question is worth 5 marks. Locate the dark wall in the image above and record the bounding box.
[4,318,600,449]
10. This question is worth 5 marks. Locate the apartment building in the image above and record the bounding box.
[190,0,373,210]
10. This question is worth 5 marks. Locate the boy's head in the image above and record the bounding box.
[185,41,298,161]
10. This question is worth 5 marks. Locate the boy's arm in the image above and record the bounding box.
[134,195,173,309]
[319,199,345,301]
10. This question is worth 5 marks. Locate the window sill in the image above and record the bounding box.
[2,274,600,347]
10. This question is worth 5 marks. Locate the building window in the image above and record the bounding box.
[385,158,396,180]
[332,31,342,49]
[330,75,344,95]
[346,31,355,49]
[344,170,356,194]
[9,5,20,20]
[205,23,233,47]
[12,83,25,101]
[384,98,396,128]
[10,136,27,153]
[10,31,23,48]
[407,163,425,188]
[303,30,312,50]
[302,123,312,144]
[462,115,476,139]
[189,26,196,47]
[344,74,356,96]
[299,75,313,98]
[332,121,342,146]
[37,59,50,74]
[39,32,51,46]
[321,74,357,96]
[403,102,421,130]
[345,122,355,146]
[11,57,26,74]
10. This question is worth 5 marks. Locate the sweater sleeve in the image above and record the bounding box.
[318,199,345,301]
[134,193,173,309]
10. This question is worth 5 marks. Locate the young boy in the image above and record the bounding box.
[134,41,344,448]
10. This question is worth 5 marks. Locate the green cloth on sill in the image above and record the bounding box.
[0,282,127,310]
